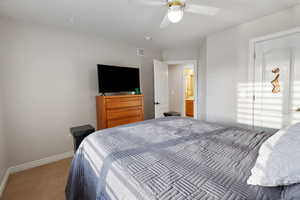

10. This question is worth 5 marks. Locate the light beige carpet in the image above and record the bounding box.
[1,158,72,200]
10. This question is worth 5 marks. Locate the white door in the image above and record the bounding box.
[153,60,169,118]
[253,32,300,128]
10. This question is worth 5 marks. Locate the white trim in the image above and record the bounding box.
[9,151,74,173]
[249,27,300,87]
[165,59,199,119]
[249,27,300,82]
[165,60,197,65]
[0,151,74,198]
[250,27,300,44]
[0,169,10,197]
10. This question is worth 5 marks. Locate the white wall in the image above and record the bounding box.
[168,64,184,115]
[162,46,200,62]
[0,18,161,166]
[198,40,207,120]
[0,92,8,185]
[0,31,8,187]
[206,5,300,124]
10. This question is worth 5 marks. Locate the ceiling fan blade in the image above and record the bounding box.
[128,0,166,6]
[185,4,220,16]
[160,13,170,28]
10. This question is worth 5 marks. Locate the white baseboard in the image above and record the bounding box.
[0,151,74,198]
[0,169,10,197]
[9,151,74,174]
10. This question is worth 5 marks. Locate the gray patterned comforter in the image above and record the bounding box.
[66,117,284,200]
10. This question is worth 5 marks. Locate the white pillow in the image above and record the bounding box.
[247,122,300,187]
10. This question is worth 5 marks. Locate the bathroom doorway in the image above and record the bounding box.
[168,63,195,118]
[153,60,198,119]
[183,66,195,117]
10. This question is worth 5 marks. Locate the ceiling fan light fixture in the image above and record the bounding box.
[167,5,184,23]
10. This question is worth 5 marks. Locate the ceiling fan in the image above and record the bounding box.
[129,0,220,28]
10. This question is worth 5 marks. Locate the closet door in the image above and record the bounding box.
[253,33,300,128]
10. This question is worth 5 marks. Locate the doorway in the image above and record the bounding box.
[153,60,198,119]
[249,29,300,129]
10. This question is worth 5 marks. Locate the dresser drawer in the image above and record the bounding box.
[107,107,142,120]
[96,95,144,130]
[106,97,142,109]
[107,116,142,128]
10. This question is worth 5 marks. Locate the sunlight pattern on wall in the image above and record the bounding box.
[254,81,283,129]
[237,83,254,126]
[237,81,300,129]
[237,82,284,129]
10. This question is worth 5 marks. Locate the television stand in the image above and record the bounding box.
[96,94,144,130]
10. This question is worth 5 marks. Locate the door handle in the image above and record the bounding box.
[154,102,160,105]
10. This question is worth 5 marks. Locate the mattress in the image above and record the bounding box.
[66,117,283,200]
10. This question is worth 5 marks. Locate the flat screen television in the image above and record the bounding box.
[97,64,140,93]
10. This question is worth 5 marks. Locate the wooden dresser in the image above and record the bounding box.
[96,95,144,130]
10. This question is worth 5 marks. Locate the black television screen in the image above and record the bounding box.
[97,65,140,93]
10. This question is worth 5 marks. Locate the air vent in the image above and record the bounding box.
[137,48,145,57]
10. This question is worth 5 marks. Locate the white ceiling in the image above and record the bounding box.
[0,0,299,49]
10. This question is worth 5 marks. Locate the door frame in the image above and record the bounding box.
[165,59,198,119]
[248,27,300,127]
[249,27,300,86]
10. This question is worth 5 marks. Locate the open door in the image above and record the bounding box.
[153,60,169,118]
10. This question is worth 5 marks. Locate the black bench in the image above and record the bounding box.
[70,124,95,152]
[163,111,181,117]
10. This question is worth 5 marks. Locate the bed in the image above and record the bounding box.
[65,117,284,200]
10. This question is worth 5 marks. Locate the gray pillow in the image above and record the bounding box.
[283,183,300,200]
